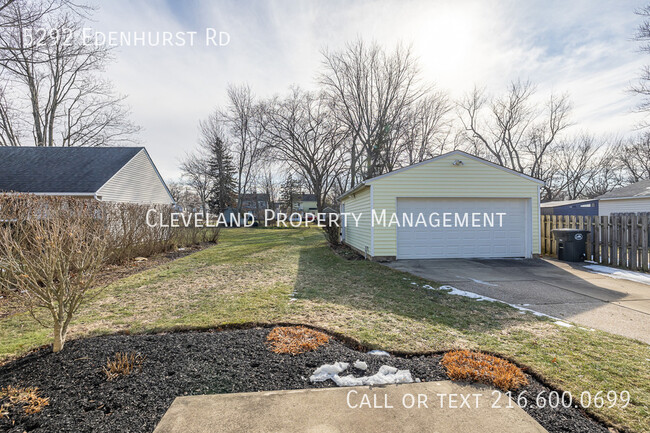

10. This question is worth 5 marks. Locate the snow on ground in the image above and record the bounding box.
[421,284,574,328]
[368,350,391,357]
[584,264,650,286]
[310,363,415,387]
[353,360,368,370]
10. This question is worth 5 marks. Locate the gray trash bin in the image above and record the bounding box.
[552,228,590,262]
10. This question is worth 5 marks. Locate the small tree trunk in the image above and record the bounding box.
[53,321,65,353]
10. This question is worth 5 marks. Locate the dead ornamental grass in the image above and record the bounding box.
[103,352,146,381]
[0,386,49,418]
[266,326,330,355]
[442,350,528,391]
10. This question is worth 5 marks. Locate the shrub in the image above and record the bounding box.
[441,350,528,391]
[266,326,330,355]
[0,195,109,352]
[0,386,49,419]
[103,352,146,381]
[0,195,219,352]
[321,219,340,246]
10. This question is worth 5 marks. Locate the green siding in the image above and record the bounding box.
[369,153,541,257]
[341,186,371,254]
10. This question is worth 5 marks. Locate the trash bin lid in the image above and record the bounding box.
[551,228,590,233]
[551,228,590,240]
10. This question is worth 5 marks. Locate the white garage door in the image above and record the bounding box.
[396,198,529,259]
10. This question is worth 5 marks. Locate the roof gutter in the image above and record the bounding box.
[597,195,650,201]
[337,182,368,201]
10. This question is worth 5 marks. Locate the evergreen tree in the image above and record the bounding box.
[201,119,236,213]
[280,173,302,212]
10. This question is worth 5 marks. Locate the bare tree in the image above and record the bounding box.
[180,152,213,214]
[264,88,346,211]
[260,169,280,210]
[0,195,108,352]
[632,5,650,119]
[320,39,426,184]
[396,91,453,166]
[547,135,619,200]
[618,132,650,182]
[458,80,571,184]
[221,84,266,213]
[0,0,138,147]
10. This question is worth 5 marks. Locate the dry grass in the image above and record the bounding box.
[441,350,528,391]
[103,352,146,381]
[266,326,330,355]
[0,386,49,419]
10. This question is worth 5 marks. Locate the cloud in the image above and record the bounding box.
[90,0,648,179]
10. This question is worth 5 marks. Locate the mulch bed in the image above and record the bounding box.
[0,328,611,433]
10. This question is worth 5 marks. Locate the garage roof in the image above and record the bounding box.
[338,150,544,201]
[597,179,650,200]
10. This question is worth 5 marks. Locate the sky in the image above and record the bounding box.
[88,0,649,180]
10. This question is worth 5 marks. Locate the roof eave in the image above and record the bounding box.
[338,182,368,201]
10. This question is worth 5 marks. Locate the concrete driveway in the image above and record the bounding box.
[385,258,650,344]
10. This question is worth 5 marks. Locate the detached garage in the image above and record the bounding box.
[338,150,543,260]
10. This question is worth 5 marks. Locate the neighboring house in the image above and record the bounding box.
[598,179,650,216]
[240,193,270,219]
[338,150,543,260]
[293,194,318,214]
[0,147,174,204]
[540,199,598,216]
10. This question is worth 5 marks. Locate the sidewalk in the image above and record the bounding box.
[153,381,547,433]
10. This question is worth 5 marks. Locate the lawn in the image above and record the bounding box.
[1,227,648,432]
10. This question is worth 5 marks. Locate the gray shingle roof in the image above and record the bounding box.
[598,179,650,200]
[0,147,143,194]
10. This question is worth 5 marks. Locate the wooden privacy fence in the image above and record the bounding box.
[541,214,650,271]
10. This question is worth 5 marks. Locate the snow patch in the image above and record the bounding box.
[368,350,390,357]
[554,321,573,328]
[309,362,349,382]
[584,265,650,286]
[310,363,415,387]
[353,360,368,370]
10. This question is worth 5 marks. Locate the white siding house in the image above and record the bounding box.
[597,179,650,216]
[96,150,174,204]
[0,147,174,205]
[339,150,544,261]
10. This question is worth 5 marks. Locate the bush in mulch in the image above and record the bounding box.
[441,350,528,391]
[266,326,330,355]
[0,386,49,423]
[102,352,146,381]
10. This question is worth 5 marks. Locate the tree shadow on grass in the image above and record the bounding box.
[291,240,532,335]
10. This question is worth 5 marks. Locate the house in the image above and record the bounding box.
[240,193,270,219]
[338,150,543,260]
[540,199,598,216]
[0,146,174,204]
[597,179,650,216]
[293,194,318,214]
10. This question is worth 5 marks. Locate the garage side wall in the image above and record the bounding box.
[599,198,650,216]
[370,154,541,257]
[341,187,372,255]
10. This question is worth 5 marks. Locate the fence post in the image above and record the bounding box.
[641,212,648,272]
[584,216,591,260]
[601,215,609,265]
[611,214,618,267]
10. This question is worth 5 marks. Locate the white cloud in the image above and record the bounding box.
[90,0,648,179]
